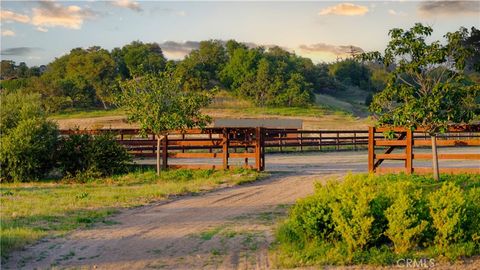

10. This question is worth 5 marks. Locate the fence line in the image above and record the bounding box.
[59,125,480,172]
[368,126,480,175]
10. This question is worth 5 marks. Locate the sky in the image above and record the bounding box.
[1,0,479,66]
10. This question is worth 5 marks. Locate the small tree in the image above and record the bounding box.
[116,72,212,175]
[363,23,480,180]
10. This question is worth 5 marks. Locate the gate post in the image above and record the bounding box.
[222,129,229,170]
[255,127,263,171]
[405,129,413,174]
[162,135,168,169]
[368,127,375,173]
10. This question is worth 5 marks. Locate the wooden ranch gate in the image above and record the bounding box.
[368,125,480,174]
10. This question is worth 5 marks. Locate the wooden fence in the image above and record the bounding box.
[368,126,480,175]
[61,128,265,171]
[60,126,480,172]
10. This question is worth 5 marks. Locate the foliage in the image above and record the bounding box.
[116,71,212,136]
[364,23,480,133]
[57,133,131,179]
[0,60,44,80]
[113,41,166,78]
[274,173,480,267]
[0,92,58,182]
[329,176,378,254]
[0,168,263,259]
[0,119,58,182]
[329,59,373,91]
[384,181,428,254]
[428,182,466,250]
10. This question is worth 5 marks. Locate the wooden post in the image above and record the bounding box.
[162,135,168,170]
[353,132,357,151]
[181,133,185,153]
[209,133,213,153]
[336,132,340,151]
[152,133,156,154]
[405,129,413,174]
[368,127,375,173]
[222,130,229,170]
[260,128,265,171]
[279,133,282,152]
[255,127,262,171]
[300,132,303,152]
[319,132,322,151]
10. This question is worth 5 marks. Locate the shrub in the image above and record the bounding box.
[57,133,131,179]
[0,118,58,182]
[384,181,428,254]
[57,133,91,175]
[87,133,132,176]
[273,174,480,267]
[0,92,59,182]
[428,182,466,250]
[288,186,335,242]
[464,188,480,244]
[329,176,378,254]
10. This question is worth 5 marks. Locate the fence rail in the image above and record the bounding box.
[59,125,480,172]
[368,126,480,175]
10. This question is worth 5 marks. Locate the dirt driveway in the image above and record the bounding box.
[5,149,479,269]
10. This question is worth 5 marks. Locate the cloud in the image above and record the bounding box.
[1,30,16,37]
[299,43,364,56]
[159,41,200,55]
[418,1,480,17]
[0,47,43,56]
[31,0,96,30]
[0,10,30,23]
[36,26,48,32]
[111,0,142,12]
[319,3,369,16]
[388,9,408,16]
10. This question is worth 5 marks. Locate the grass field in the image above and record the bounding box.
[0,168,264,259]
[51,91,371,130]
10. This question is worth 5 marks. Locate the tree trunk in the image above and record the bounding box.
[156,136,161,176]
[431,134,439,181]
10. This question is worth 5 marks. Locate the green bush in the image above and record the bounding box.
[0,118,58,182]
[274,173,480,267]
[329,176,378,254]
[288,185,335,242]
[57,133,131,179]
[428,182,466,250]
[384,181,428,254]
[0,92,59,182]
[87,133,132,176]
[57,133,91,175]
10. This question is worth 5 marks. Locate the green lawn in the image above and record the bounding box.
[0,168,264,259]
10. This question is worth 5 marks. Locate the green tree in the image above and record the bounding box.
[364,23,480,180]
[118,41,166,78]
[176,40,227,91]
[329,59,373,91]
[0,60,16,80]
[116,71,212,174]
